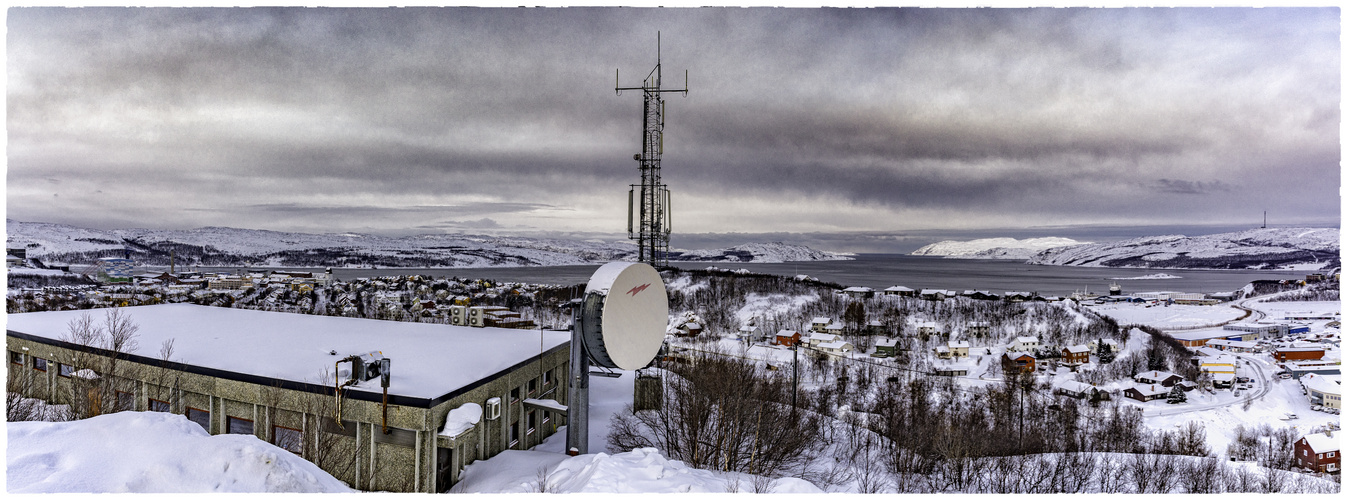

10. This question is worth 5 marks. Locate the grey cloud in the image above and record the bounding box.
[6,7,1339,241]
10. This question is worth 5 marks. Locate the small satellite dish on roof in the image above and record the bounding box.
[579,262,668,370]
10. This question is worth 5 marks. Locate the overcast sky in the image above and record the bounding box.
[5,7,1340,252]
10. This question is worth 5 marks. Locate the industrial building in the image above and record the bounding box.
[6,304,570,492]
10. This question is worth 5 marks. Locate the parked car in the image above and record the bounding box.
[1236,376,1251,383]
[1311,404,1323,412]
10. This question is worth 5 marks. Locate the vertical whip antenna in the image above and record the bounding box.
[615,31,689,266]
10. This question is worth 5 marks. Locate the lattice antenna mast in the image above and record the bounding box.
[616,32,688,266]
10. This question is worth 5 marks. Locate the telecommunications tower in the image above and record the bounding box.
[616,32,688,266]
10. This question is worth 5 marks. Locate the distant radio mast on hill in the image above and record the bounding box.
[616,32,688,266]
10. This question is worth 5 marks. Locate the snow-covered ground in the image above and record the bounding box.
[1028,227,1340,269]
[1086,302,1246,329]
[6,219,849,267]
[6,412,353,493]
[911,236,1086,259]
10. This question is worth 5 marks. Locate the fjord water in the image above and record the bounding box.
[323,254,1311,296]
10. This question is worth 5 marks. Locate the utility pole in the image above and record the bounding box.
[792,344,799,412]
[616,32,688,266]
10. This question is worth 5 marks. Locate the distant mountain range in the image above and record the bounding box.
[911,237,1087,260]
[4,220,851,268]
[914,228,1340,270]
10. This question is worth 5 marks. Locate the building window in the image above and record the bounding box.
[33,357,48,372]
[9,351,22,365]
[510,387,520,403]
[273,425,303,455]
[58,364,74,377]
[1329,452,1337,458]
[510,421,520,446]
[148,399,171,412]
[542,411,550,424]
[543,369,553,386]
[187,407,211,431]
[527,411,536,434]
[528,379,537,395]
[227,416,255,436]
[115,391,135,411]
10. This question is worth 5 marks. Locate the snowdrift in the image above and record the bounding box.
[451,447,823,493]
[6,412,352,493]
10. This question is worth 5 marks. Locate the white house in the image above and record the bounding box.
[1011,336,1039,352]
[808,332,842,347]
[948,340,970,358]
[810,317,832,333]
[817,340,854,355]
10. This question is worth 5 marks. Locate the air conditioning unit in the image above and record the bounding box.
[468,306,486,328]
[448,306,467,326]
[348,351,385,383]
[485,397,501,420]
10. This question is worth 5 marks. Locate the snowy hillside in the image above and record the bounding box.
[6,412,353,493]
[911,237,1086,260]
[4,220,850,268]
[1027,228,1341,270]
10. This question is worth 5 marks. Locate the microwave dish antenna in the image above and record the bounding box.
[566,262,668,455]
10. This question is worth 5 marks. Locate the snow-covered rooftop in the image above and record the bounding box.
[1301,432,1341,454]
[6,304,569,401]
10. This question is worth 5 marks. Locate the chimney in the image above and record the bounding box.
[1327,429,1333,438]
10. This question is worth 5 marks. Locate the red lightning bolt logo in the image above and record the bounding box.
[627,283,651,297]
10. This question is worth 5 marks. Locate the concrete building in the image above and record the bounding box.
[6,304,570,493]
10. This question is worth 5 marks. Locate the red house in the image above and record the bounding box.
[1061,345,1090,364]
[1295,431,1340,473]
[1002,353,1036,374]
[775,330,802,347]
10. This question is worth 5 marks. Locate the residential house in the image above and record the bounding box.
[916,322,940,337]
[883,286,916,297]
[817,340,854,355]
[1010,336,1039,353]
[935,345,952,360]
[1210,372,1236,389]
[674,322,703,338]
[1062,345,1090,364]
[1002,353,1036,374]
[873,338,899,358]
[1004,291,1033,303]
[738,325,762,342]
[1134,370,1184,387]
[966,321,991,336]
[1123,384,1169,402]
[810,317,832,333]
[808,332,841,347]
[919,289,949,301]
[934,367,969,377]
[1300,373,1342,410]
[1054,379,1103,399]
[1087,338,1120,354]
[842,286,874,299]
[948,340,970,358]
[1295,431,1341,473]
[963,290,1000,301]
[775,330,802,347]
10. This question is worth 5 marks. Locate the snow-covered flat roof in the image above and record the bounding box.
[6,304,568,402]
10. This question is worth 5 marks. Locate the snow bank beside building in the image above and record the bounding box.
[451,447,823,493]
[6,412,352,493]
